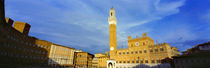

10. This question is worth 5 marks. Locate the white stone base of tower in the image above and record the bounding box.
[107,59,116,68]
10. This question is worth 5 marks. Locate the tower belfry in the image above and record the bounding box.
[108,7,117,59]
[108,7,117,25]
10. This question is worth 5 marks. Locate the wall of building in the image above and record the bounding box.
[13,21,31,35]
[0,18,49,67]
[110,33,179,68]
[48,44,75,66]
[199,44,210,50]
[116,63,171,68]
[74,52,93,68]
[92,57,99,68]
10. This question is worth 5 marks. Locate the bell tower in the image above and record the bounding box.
[108,7,117,59]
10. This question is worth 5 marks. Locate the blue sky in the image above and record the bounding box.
[5,0,210,54]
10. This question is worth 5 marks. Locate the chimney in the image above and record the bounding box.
[0,0,6,23]
[13,21,31,35]
[5,17,14,26]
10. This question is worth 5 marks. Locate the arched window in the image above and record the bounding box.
[143,42,145,45]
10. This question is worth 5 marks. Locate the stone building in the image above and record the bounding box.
[0,18,49,67]
[92,56,99,68]
[0,1,76,67]
[35,39,52,57]
[172,42,210,68]
[107,7,180,68]
[35,39,76,67]
[48,44,75,67]
[74,52,94,68]
[92,53,109,68]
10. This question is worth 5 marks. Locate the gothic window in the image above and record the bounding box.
[157,60,160,63]
[150,49,153,53]
[132,61,135,63]
[141,60,144,63]
[145,60,148,63]
[160,48,164,51]
[139,50,142,54]
[155,49,158,52]
[143,42,145,45]
[136,60,139,63]
[119,52,121,55]
[151,60,155,63]
[144,50,147,53]
[111,12,113,16]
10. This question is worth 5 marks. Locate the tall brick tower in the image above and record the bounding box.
[0,0,6,23]
[108,7,117,59]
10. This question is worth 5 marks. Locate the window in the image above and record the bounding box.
[143,42,145,45]
[127,52,129,54]
[131,44,133,47]
[136,60,139,63]
[123,52,125,55]
[132,61,135,63]
[150,49,153,53]
[139,51,142,54]
[119,52,121,55]
[111,12,112,16]
[123,61,126,63]
[151,60,155,63]
[160,48,164,51]
[131,51,133,54]
[157,60,160,63]
[155,49,158,52]
[144,50,147,53]
[135,51,138,54]
[127,61,130,63]
[140,60,143,63]
[119,61,122,63]
[145,60,148,63]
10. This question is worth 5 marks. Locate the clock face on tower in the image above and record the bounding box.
[110,47,114,51]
